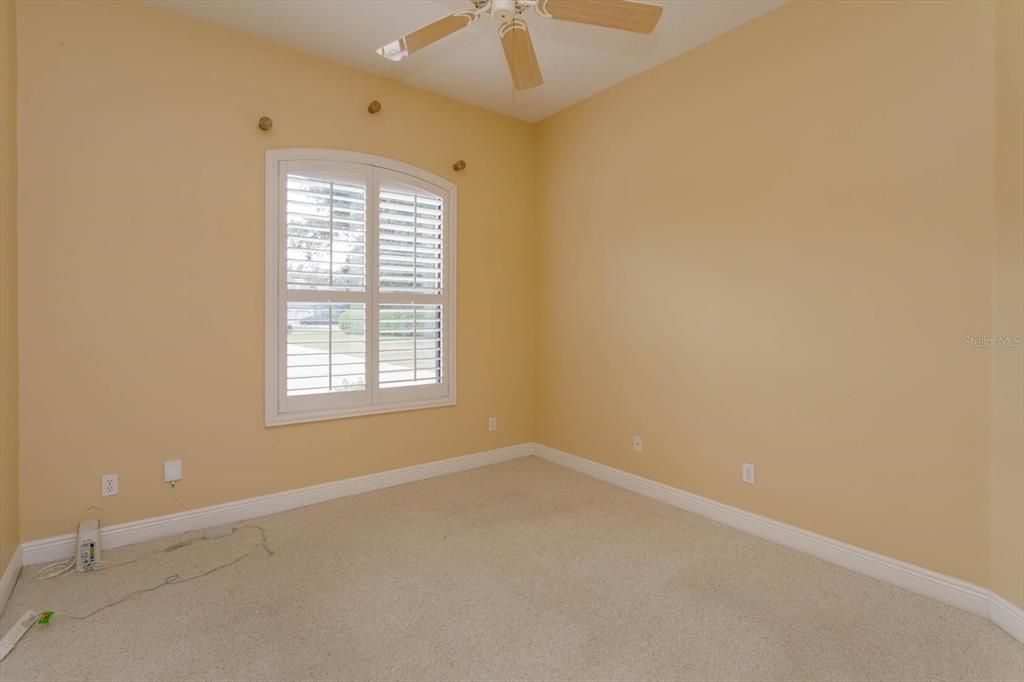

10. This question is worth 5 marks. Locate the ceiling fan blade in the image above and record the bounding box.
[377,9,480,61]
[536,0,663,34]
[499,19,543,91]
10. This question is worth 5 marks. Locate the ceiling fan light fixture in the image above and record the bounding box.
[375,0,663,90]
[376,39,407,61]
[491,0,517,23]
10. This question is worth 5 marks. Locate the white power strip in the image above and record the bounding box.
[0,611,38,661]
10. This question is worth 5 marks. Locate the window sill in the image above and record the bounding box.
[265,396,457,427]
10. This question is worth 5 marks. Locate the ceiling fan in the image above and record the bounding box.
[376,0,664,91]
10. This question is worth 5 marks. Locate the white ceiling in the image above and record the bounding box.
[150,0,783,123]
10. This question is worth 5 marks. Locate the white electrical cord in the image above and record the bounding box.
[4,526,274,661]
[33,526,273,617]
[170,483,198,533]
[36,553,147,580]
[34,484,267,584]
[8,521,277,663]
[34,559,76,581]
[8,488,276,662]
[53,526,274,621]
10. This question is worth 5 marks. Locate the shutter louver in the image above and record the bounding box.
[286,303,366,395]
[378,304,444,387]
[284,173,368,398]
[286,175,366,292]
[378,190,443,294]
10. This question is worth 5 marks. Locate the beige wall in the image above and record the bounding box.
[991,0,1024,609]
[0,0,19,571]
[536,0,999,586]
[6,0,1021,604]
[16,0,537,541]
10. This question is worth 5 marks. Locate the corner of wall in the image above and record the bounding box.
[989,0,1024,611]
[1,0,21,578]
[527,116,543,446]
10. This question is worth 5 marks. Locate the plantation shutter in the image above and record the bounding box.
[376,173,447,393]
[268,152,454,425]
[279,163,372,412]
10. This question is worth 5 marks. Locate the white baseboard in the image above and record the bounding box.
[533,443,1024,643]
[0,545,22,616]
[21,443,534,567]
[12,441,1023,644]
[989,592,1024,643]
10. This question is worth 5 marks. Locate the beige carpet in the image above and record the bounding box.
[1,457,1021,681]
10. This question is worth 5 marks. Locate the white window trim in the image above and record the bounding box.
[265,149,457,426]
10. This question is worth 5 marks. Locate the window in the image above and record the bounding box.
[265,150,456,425]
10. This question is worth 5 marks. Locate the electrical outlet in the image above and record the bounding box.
[488,416,497,432]
[632,435,643,453]
[102,474,118,497]
[742,462,756,485]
